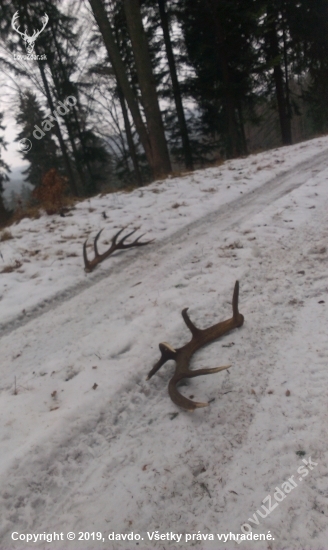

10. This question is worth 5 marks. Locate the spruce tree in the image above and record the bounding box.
[0,112,11,224]
[176,0,258,158]
[15,91,61,187]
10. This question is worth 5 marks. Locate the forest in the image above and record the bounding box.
[0,0,327,217]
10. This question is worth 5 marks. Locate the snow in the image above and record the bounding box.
[1,135,328,549]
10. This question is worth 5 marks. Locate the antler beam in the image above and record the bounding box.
[83,227,153,272]
[147,281,244,411]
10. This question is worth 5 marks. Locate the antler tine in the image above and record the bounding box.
[185,364,232,378]
[181,307,201,336]
[147,281,244,411]
[93,229,104,257]
[168,380,209,410]
[232,280,241,320]
[169,365,232,411]
[115,228,139,248]
[112,228,154,250]
[111,226,128,247]
[128,233,154,246]
[147,342,177,381]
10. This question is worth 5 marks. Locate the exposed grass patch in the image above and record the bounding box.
[0,230,13,242]
[201,187,217,193]
[171,202,187,209]
[1,260,23,273]
[11,206,41,224]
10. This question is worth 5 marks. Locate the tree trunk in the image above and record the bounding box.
[37,59,79,195]
[204,0,240,157]
[117,85,143,185]
[266,16,292,145]
[88,0,157,175]
[18,3,78,195]
[49,22,96,194]
[123,0,172,178]
[0,194,11,226]
[238,104,248,155]
[282,24,292,133]
[157,0,193,170]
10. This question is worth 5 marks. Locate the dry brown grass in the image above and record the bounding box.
[2,197,77,232]
[0,230,13,242]
[1,260,22,273]
[201,187,217,193]
[202,158,225,170]
[171,202,187,209]
[120,184,143,194]
[168,169,194,179]
[11,206,41,224]
[256,164,273,171]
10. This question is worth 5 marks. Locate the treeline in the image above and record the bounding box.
[0,0,327,207]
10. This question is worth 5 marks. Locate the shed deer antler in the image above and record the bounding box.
[83,227,153,272]
[147,281,244,411]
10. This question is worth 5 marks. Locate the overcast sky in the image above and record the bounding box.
[1,0,85,180]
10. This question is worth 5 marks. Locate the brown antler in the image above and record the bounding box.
[83,227,153,272]
[147,281,244,411]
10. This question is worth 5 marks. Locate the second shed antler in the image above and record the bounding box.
[147,281,244,411]
[83,227,153,272]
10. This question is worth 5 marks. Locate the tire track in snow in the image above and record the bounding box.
[1,150,328,548]
[216,215,328,549]
[1,218,323,549]
[1,147,328,340]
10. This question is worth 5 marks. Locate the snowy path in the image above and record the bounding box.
[1,145,327,338]
[1,142,328,549]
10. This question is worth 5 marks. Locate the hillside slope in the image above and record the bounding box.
[1,137,328,549]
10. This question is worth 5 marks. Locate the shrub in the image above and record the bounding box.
[33,169,67,214]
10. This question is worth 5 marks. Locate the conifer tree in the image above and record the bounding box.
[15,91,61,187]
[0,112,11,224]
[88,0,172,179]
[176,0,258,158]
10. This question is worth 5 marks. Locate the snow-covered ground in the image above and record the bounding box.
[1,136,328,549]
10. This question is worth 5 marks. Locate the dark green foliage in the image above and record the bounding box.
[0,112,10,193]
[289,0,328,133]
[75,131,112,195]
[1,0,328,194]
[176,0,259,157]
[0,111,11,223]
[15,91,61,187]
